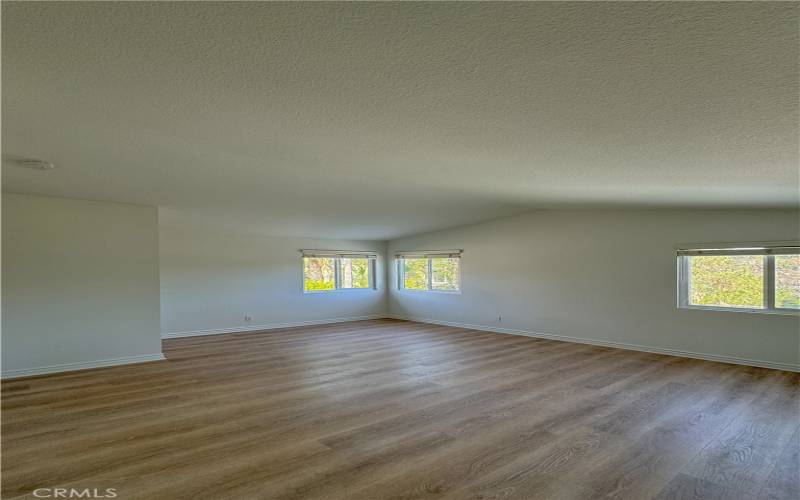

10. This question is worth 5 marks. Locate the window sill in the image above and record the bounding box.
[678,305,799,316]
[303,288,378,294]
[398,289,462,295]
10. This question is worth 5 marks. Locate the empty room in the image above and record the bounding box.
[1,1,798,499]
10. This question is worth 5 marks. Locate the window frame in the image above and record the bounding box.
[301,252,377,294]
[396,251,462,293]
[676,243,799,315]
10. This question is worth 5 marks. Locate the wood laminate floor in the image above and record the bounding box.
[2,319,798,500]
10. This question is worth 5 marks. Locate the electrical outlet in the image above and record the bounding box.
[244,315,252,322]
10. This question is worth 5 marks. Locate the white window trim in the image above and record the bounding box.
[676,247,799,316]
[396,254,462,293]
[301,252,378,294]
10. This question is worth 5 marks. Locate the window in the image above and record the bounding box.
[339,257,371,289]
[431,257,460,291]
[402,257,429,291]
[303,256,336,291]
[775,255,800,309]
[677,244,799,314]
[302,251,377,292]
[396,250,462,292]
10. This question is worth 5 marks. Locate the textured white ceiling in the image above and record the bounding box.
[2,2,798,239]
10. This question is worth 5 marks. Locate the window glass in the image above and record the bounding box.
[403,258,429,290]
[303,257,336,291]
[688,255,764,309]
[775,255,800,309]
[340,257,370,289]
[431,257,460,291]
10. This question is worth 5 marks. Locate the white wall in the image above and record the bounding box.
[159,222,386,337]
[2,193,162,377]
[388,210,800,370]
[5,197,796,375]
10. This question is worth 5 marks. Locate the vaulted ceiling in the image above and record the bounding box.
[3,2,798,239]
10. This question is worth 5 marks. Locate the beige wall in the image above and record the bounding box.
[159,222,387,337]
[2,193,162,377]
[388,209,800,370]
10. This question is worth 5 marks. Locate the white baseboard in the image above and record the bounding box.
[162,314,387,339]
[1,353,166,380]
[390,314,799,373]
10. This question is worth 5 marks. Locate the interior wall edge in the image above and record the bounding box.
[390,315,800,373]
[1,353,166,380]
[162,313,388,339]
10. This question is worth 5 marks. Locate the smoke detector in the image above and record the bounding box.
[15,159,54,170]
